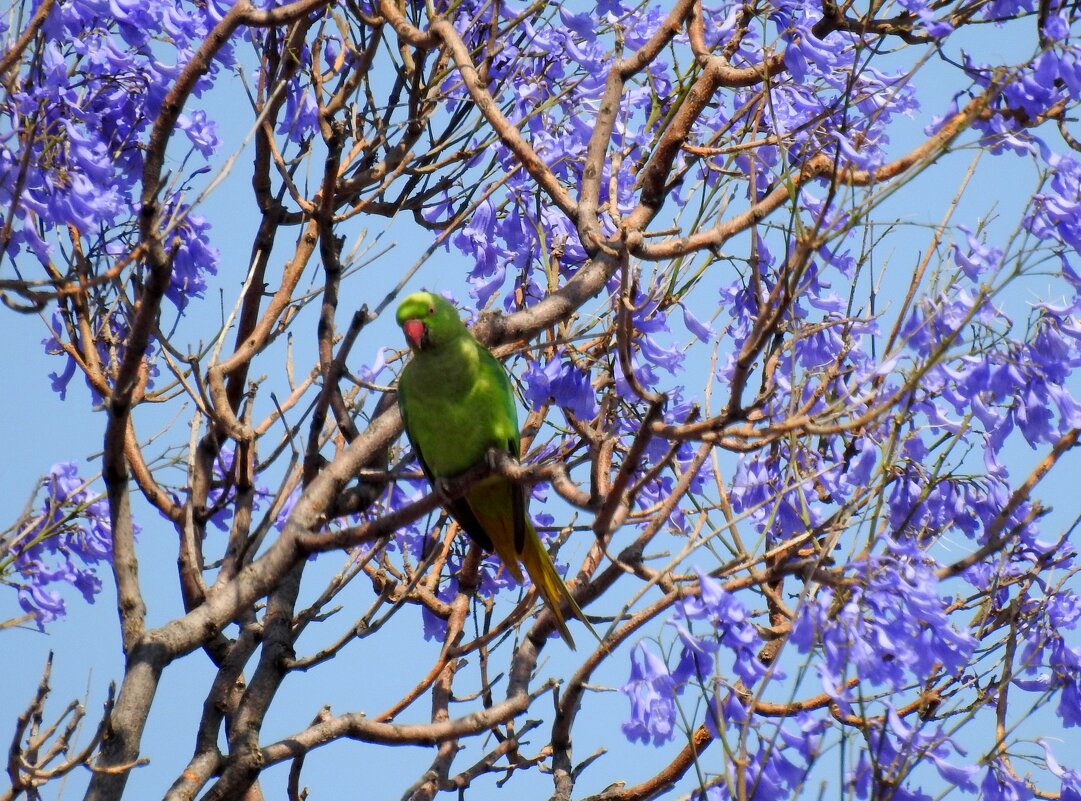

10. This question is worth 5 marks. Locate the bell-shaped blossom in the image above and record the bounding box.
[620,641,678,746]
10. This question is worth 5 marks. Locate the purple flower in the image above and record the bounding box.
[521,353,597,420]
[456,200,512,306]
[203,448,271,533]
[17,584,67,626]
[273,486,302,532]
[831,130,884,172]
[917,7,954,37]
[781,22,844,84]
[680,304,715,342]
[1059,673,1081,727]
[163,201,219,311]
[951,226,1002,279]
[277,85,319,142]
[620,642,678,746]
[981,762,1035,801]
[668,570,769,688]
[557,7,595,39]
[5,463,115,629]
[422,580,455,641]
[178,110,222,157]
[1040,740,1081,800]
[670,623,717,684]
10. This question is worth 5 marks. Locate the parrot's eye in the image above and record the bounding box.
[427,305,435,316]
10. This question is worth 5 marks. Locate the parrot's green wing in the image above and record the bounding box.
[475,346,528,556]
[397,375,496,553]
[509,448,527,555]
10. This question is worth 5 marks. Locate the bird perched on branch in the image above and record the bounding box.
[395,291,593,649]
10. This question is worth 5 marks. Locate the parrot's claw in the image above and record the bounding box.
[432,476,453,503]
[486,448,518,477]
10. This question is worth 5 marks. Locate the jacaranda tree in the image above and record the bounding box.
[3,0,1081,799]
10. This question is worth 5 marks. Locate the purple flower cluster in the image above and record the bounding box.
[623,590,829,800]
[521,352,599,421]
[162,200,220,312]
[1011,580,1081,728]
[843,709,978,801]
[675,570,770,687]
[2,463,113,628]
[423,2,669,306]
[692,710,827,801]
[792,540,978,696]
[1,0,228,268]
[2,0,226,402]
[621,641,680,746]
[621,571,769,746]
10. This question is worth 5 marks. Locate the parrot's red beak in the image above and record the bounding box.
[403,319,426,350]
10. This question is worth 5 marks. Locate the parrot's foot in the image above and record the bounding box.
[432,476,454,503]
[485,448,513,475]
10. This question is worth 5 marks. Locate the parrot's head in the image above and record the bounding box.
[396,292,465,352]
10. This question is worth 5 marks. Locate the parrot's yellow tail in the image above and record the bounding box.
[519,525,601,651]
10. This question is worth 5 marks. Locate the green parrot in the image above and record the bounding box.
[395,291,591,649]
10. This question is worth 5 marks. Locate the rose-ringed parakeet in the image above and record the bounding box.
[395,291,592,649]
